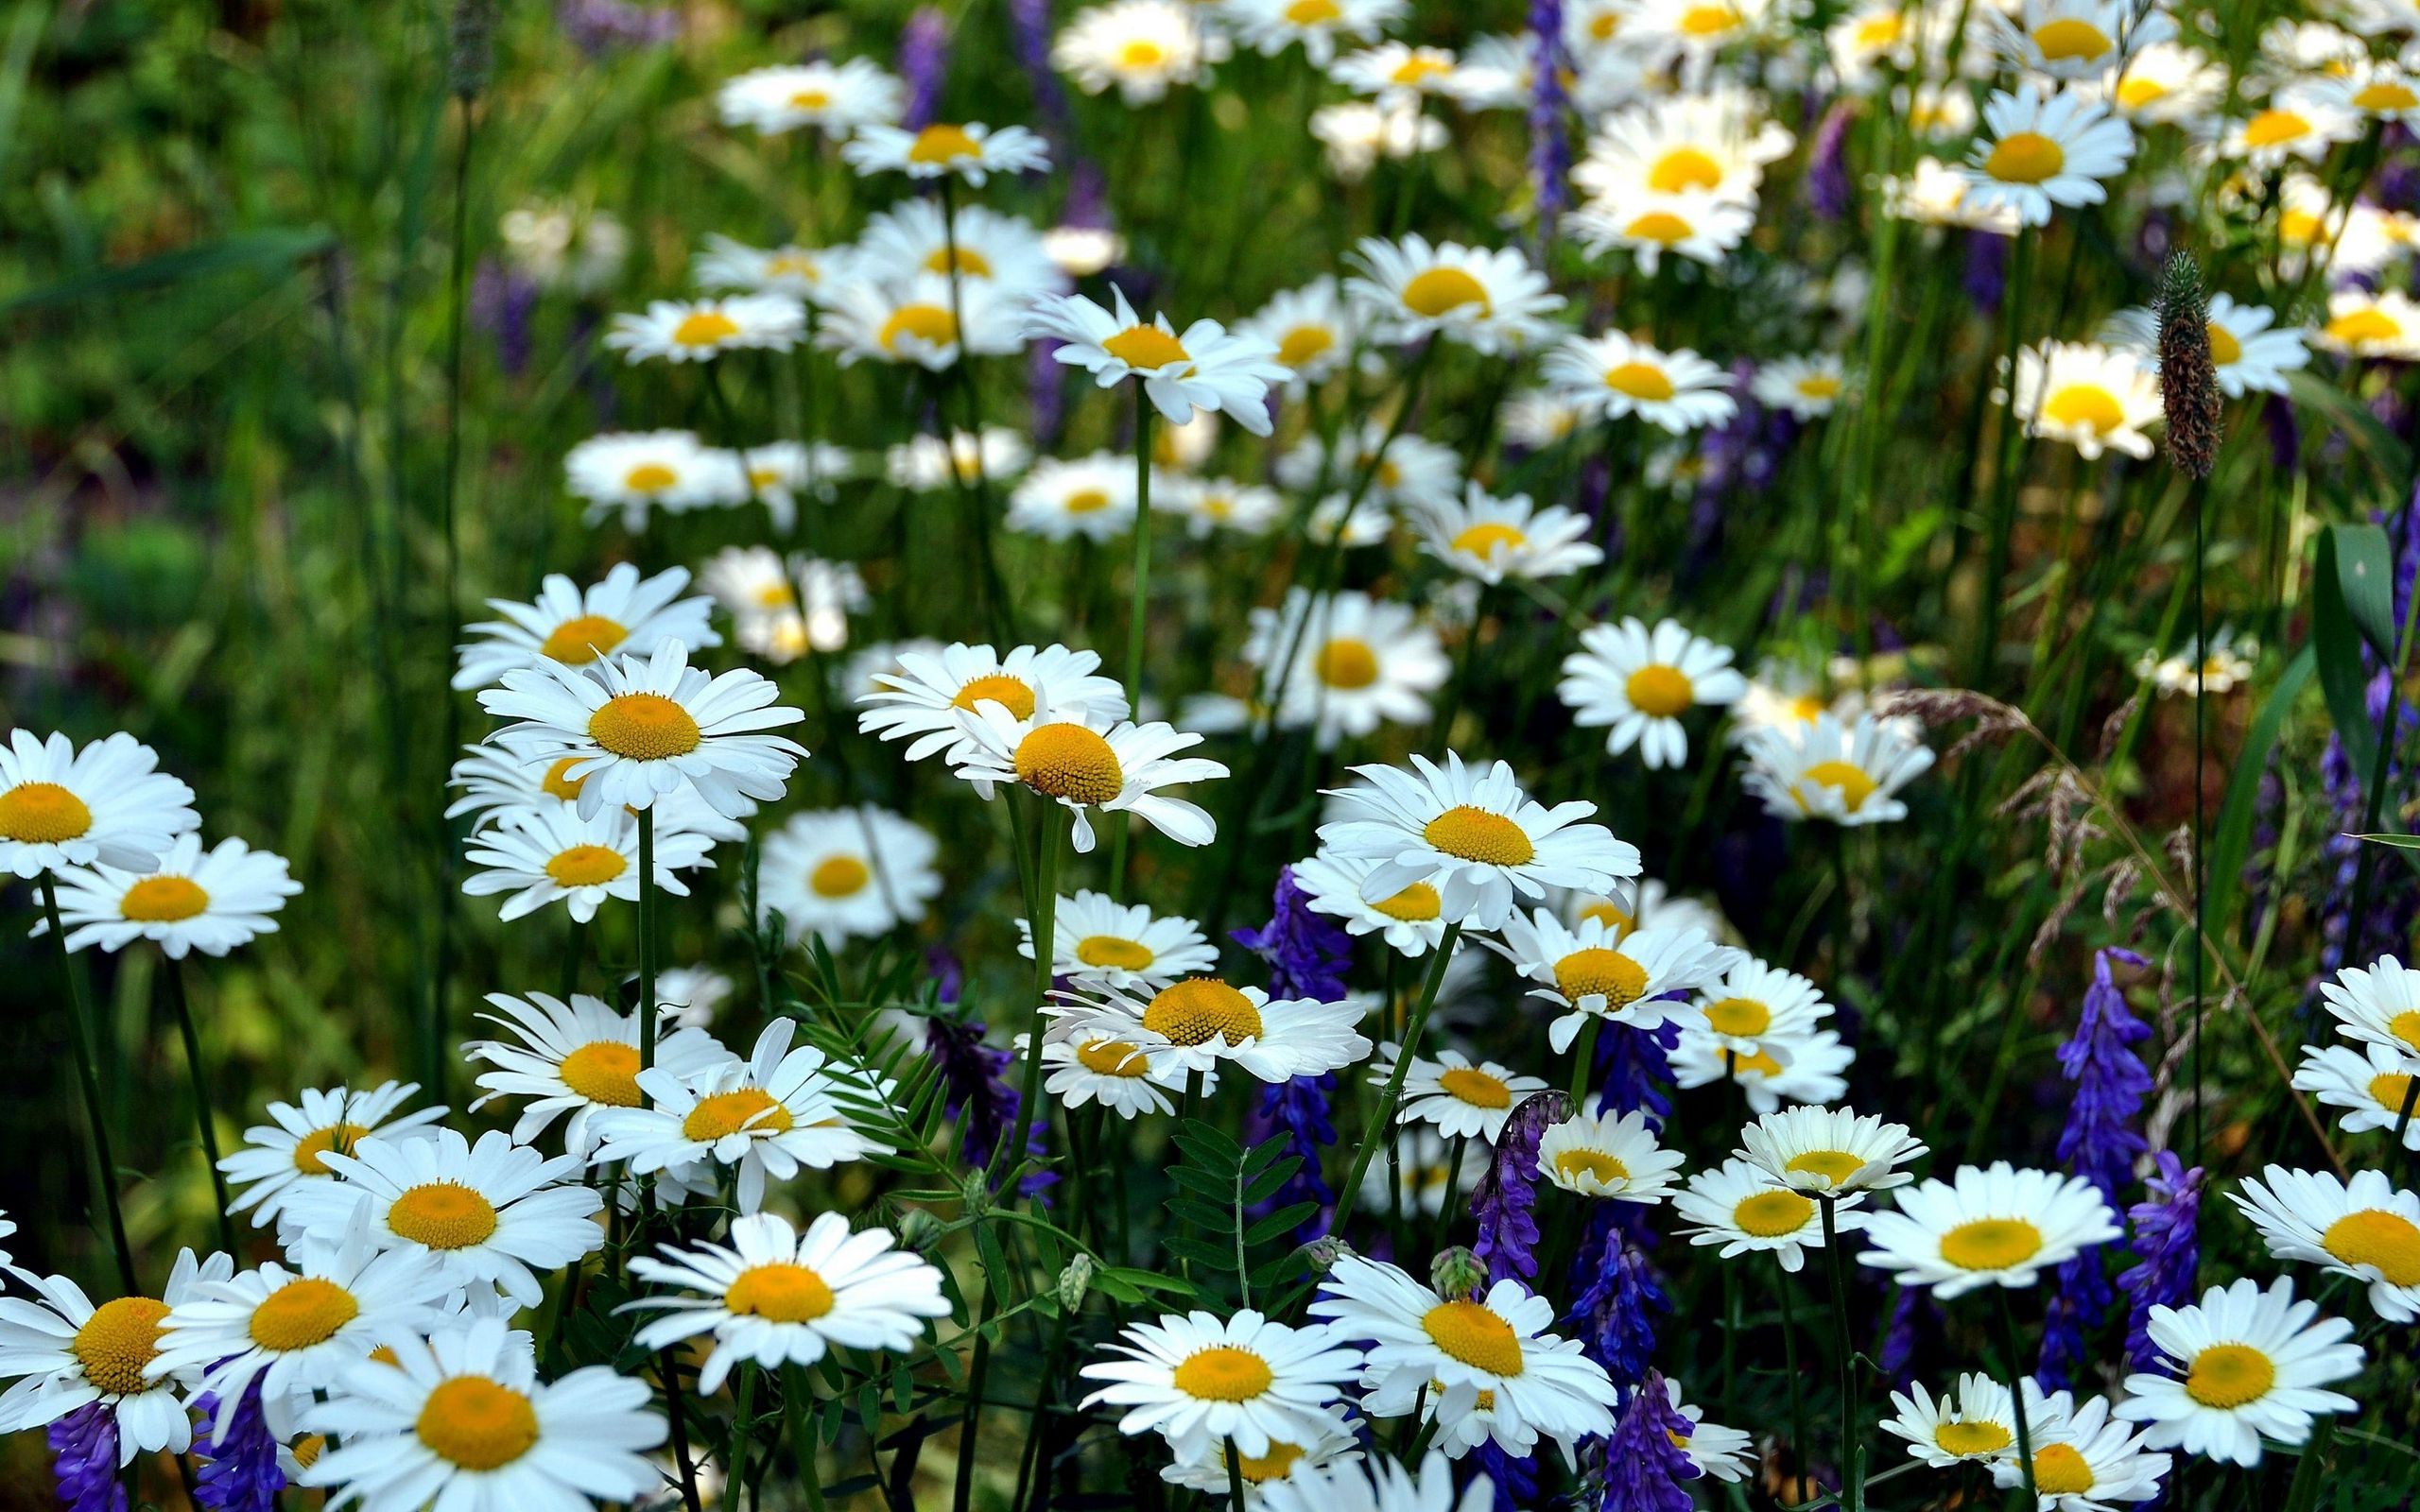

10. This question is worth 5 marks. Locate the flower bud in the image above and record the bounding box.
[1430,1246,1486,1300]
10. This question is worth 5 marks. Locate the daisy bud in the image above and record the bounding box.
[897,1208,947,1253]
[1296,1235,1355,1276]
[1429,1245,1487,1301]
[958,1169,994,1215]
[2155,251,2221,479]
[1056,1254,1096,1311]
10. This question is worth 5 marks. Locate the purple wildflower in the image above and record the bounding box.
[1528,0,1572,236]
[47,1402,124,1512]
[1232,866,1353,1003]
[194,1381,286,1512]
[1877,1284,1932,1385]
[471,259,539,377]
[1592,1018,1681,1120]
[2263,392,2300,473]
[898,8,951,130]
[1473,1093,1564,1282]
[1565,1211,1670,1391]
[925,1015,1053,1194]
[1962,232,2010,315]
[1472,1441,1539,1511]
[1804,99,1856,220]
[1010,0,1078,146]
[1253,1074,1340,1239]
[2116,1153,2203,1373]
[555,0,679,56]
[1599,1369,1702,1512]
[2055,948,2153,1202]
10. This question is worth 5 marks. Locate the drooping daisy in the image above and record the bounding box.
[1573,86,1797,205]
[818,270,1025,369]
[653,965,733,1032]
[1693,956,1834,1057]
[2230,1165,2420,1321]
[716,443,852,534]
[463,991,726,1159]
[222,1081,445,1233]
[841,121,1053,183]
[1162,1406,1367,1499]
[2100,293,2308,399]
[590,1019,894,1212]
[1330,43,1463,107]
[1492,912,1736,1052]
[1310,100,1448,180]
[479,641,807,820]
[1294,850,1455,957]
[1751,353,1851,419]
[1537,1108,1685,1200]
[1375,1045,1551,1142]
[1672,1023,1855,1111]
[2135,626,2259,698]
[1240,276,1370,390]
[2314,289,2420,360]
[0,1248,231,1464]
[462,801,713,923]
[1275,423,1464,512]
[1037,1021,1203,1118]
[1053,0,1221,104]
[858,642,1129,765]
[2294,1041,2420,1146]
[1858,1162,2122,1297]
[1357,1127,1491,1215]
[1027,284,1288,436]
[1989,1390,2171,1511]
[1740,712,1935,826]
[301,1317,665,1508]
[1318,752,1640,931]
[692,234,846,301]
[757,806,942,945]
[1882,155,2025,232]
[1058,978,1374,1085]
[1344,235,1565,356]
[2213,85,2360,169]
[0,730,198,881]
[1243,589,1450,750]
[2093,43,2226,123]
[1961,84,2137,229]
[1543,331,1737,433]
[1164,473,1286,537]
[565,429,745,533]
[2313,955,2420,1068]
[2010,340,2163,459]
[1020,889,1218,989]
[1675,1160,1859,1272]
[1569,188,1758,270]
[605,294,805,364]
[1008,452,1142,541]
[1988,0,2173,81]
[1500,389,1588,448]
[1558,617,1747,769]
[949,699,1227,853]
[454,564,719,694]
[1881,1373,2026,1468]
[1225,0,1402,66]
[1411,487,1604,585]
[1309,1256,1619,1458]
[39,833,300,958]
[627,1212,951,1393]
[886,427,1033,490]
[1080,1310,1365,1459]
[1738,1106,1927,1195]
[852,198,1069,303]
[2115,1276,2361,1467]
[717,58,905,138]
[1616,0,1780,63]
[285,1127,603,1311]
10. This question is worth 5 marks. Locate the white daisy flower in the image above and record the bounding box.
[627,1211,950,1392]
[1411,486,1603,585]
[1676,1159,1861,1272]
[700,545,811,663]
[453,563,719,693]
[463,990,726,1159]
[0,1248,232,1464]
[1056,978,1374,1084]
[1028,284,1288,437]
[462,801,713,923]
[858,642,1129,765]
[1239,276,1371,388]
[605,294,805,364]
[1330,43,1463,108]
[1542,331,1738,433]
[1740,712,1935,826]
[1537,1108,1685,1200]
[1357,1127,1490,1215]
[1751,353,1851,419]
[693,234,845,301]
[2100,293,2308,399]
[1224,0,1402,66]
[1275,423,1464,511]
[1961,84,2136,228]
[2135,626,2259,698]
[652,965,733,1032]
[758,806,942,945]
[1161,1405,1366,1498]
[221,1081,445,1234]
[2115,1275,2361,1467]
[565,429,746,533]
[1693,955,1834,1057]
[2229,1165,2420,1321]
[1308,1256,1619,1458]
[1989,1390,2170,1511]
[1573,85,1796,205]
[1737,1106,1927,1194]
[1164,473,1286,537]
[1310,100,1448,180]
[717,443,853,534]
[1558,616,1747,769]
[301,1317,665,1508]
[1492,911,1737,1052]
[39,833,299,958]
[1858,1161,2121,1297]
[2092,43,2226,123]
[2010,340,2163,460]
[1668,1377,1755,1481]
[590,1019,895,1213]
[1987,0,2173,81]
[1020,888,1218,989]
[1294,850,1455,957]
[1054,0,1222,103]
[2330,56,2420,120]
[1255,1449,1490,1512]
[2293,1041,2420,1146]
[949,698,1227,854]
[1344,234,1564,356]
[2214,84,2360,168]
[1672,1024,1855,1111]
[841,121,1053,183]
[1500,388,1589,448]
[1080,1310,1365,1459]
[1375,1045,1551,1142]
[1243,589,1450,750]
[886,427,1033,490]
[1318,752,1640,931]
[717,58,904,138]
[0,730,198,880]
[853,198,1069,302]
[1882,1373,2026,1467]
[1569,187,1757,270]
[1616,0,1781,63]
[1883,155,2025,232]
[2315,288,2420,360]
[1036,1020,1204,1118]
[1009,451,1142,541]
[285,1126,604,1311]
[819,270,1025,369]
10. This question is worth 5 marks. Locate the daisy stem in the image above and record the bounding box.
[991,800,1066,1192]
[1775,1254,1814,1506]
[1327,922,1462,1243]
[1969,224,2036,688]
[163,958,239,1260]
[1994,1288,2039,1506]
[1566,1018,1601,1103]
[41,873,139,1295]
[1110,389,1157,902]
[1818,1195,1862,1512]
[1224,1436,1249,1510]
[638,806,660,1074]
[729,1361,757,1507]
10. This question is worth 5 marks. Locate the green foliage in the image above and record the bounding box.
[1162,1119,1317,1310]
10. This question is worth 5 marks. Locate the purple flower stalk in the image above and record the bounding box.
[2054,947,2153,1203]
[925,1015,1052,1194]
[1528,0,1572,236]
[1877,1284,1931,1385]
[1472,1441,1539,1511]
[1592,1018,1681,1120]
[1962,231,2010,316]
[1599,1369,1702,1512]
[555,0,679,56]
[1565,1213,1670,1391]
[1253,1073,1339,1239]
[2116,1152,2203,1373]
[1232,866,1353,1003]
[1804,99,1856,220]
[1009,0,1078,146]
[471,259,539,377]
[48,1402,125,1512]
[1473,1094,1561,1282]
[898,8,951,130]
[194,1381,286,1512]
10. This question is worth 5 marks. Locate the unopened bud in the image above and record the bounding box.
[1429,1246,1486,1299]
[896,1209,945,1252]
[1057,1253,1096,1311]
[1296,1235,1355,1276]
[448,0,496,99]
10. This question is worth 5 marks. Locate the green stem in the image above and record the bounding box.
[1970,225,2038,688]
[1820,1196,1862,1512]
[1777,1254,1815,1504]
[730,1362,757,1505]
[1567,1018,1602,1104]
[1996,1289,2039,1506]
[164,959,239,1260]
[43,874,138,1294]
[1225,1437,1250,1510]
[1328,923,1463,1241]
[991,800,1066,1191]
[638,807,660,1074]
[1110,392,1157,902]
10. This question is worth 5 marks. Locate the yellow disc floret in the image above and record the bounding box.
[416,1377,540,1470]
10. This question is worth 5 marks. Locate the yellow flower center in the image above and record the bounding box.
[1103,325,1191,370]
[1795,759,1878,814]
[292,1435,326,1469]
[2206,323,2243,366]
[1451,522,1528,560]
[1734,1049,1785,1078]
[1581,900,1634,932]
[2184,1343,2276,1408]
[539,613,629,665]
[672,311,740,347]
[1678,3,1739,35]
[908,124,980,163]
[1555,1149,1631,1184]
[726,1263,837,1322]
[1171,1346,1274,1400]
[1798,375,1843,400]
[1012,724,1126,805]
[1063,488,1114,515]
[1277,325,1336,368]
[0,782,93,844]
[120,876,209,922]
[2357,81,2420,112]
[1392,56,1453,86]
[2370,1071,2414,1111]
[951,674,1037,721]
[1983,130,2066,184]
[1625,664,1695,717]
[388,1182,501,1251]
[2116,76,2169,110]
[1590,10,1620,38]
[2279,208,2325,245]
[624,462,679,493]
[1421,1299,1524,1375]
[249,1278,361,1352]
[1733,1189,1815,1237]
[1704,997,1770,1036]
[2241,109,2310,148]
[292,1124,369,1175]
[684,1088,796,1142]
[1784,1149,1865,1186]
[545,844,627,888]
[1938,1217,2043,1271]
[1553,947,1649,1007]
[2321,1209,2420,1283]
[1400,267,1491,318]
[559,1041,644,1107]
[1143,978,1264,1046]
[1076,1039,1152,1077]
[1935,1419,2012,1456]
[2030,17,2110,60]
[1648,146,1723,193]
[72,1297,170,1396]
[2327,309,2403,347]
[588,693,702,761]
[2042,385,2125,436]
[1285,0,1341,21]
[1423,805,1535,867]
[1074,935,1155,971]
[787,89,830,111]
[810,855,871,898]
[1374,883,1442,921]
[1232,1441,1307,1483]
[878,303,959,355]
[1604,362,1677,401]
[542,758,588,802]
[1437,1065,1512,1108]
[1853,14,1900,47]
[1117,40,1168,71]
[1625,211,1696,246]
[2032,1444,2095,1496]
[923,246,994,278]
[416,1377,540,1470]
[1317,637,1382,688]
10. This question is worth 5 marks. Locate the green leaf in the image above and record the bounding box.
[2349,832,2420,850]
[3,227,337,314]
[2286,369,2413,488]
[2206,644,2315,941]
[2314,524,2385,789]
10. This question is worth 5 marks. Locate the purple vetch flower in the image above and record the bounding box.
[2115,1152,2203,1373]
[47,1402,124,1512]
[925,1015,1053,1194]
[1253,1073,1340,1240]
[1473,1092,1564,1282]
[1028,339,1069,446]
[2263,392,2301,473]
[555,0,679,56]
[1599,1369,1702,1512]
[898,8,951,130]
[1592,1018,1681,1120]
[1010,0,1078,146]
[1232,866,1353,1004]
[1962,231,2010,316]
[194,1381,286,1512]
[1472,1441,1539,1511]
[1565,1211,1670,1390]
[1804,99,1856,220]
[2035,1249,2115,1391]
[1877,1284,1932,1385]
[1528,0,1572,237]
[471,259,540,377]
[927,945,965,1005]
[2054,947,2153,1203]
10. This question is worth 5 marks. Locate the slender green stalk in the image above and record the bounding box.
[1819,1195,1862,1512]
[428,84,480,1108]
[2191,468,2206,1169]
[1567,1018,1602,1103]
[164,959,239,1259]
[42,874,138,1295]
[1970,226,2038,688]
[1109,392,1157,901]
[1996,1289,2040,1505]
[991,800,1066,1190]
[1776,1255,1815,1504]
[638,807,660,1073]
[1328,923,1463,1240]
[1225,1437,1250,1509]
[729,1362,758,1506]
